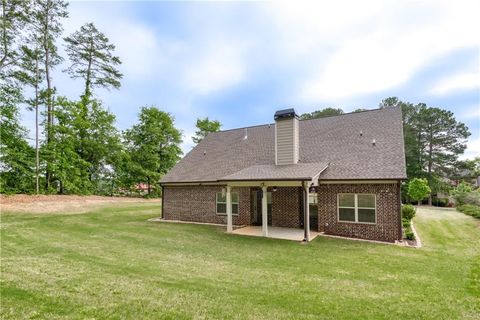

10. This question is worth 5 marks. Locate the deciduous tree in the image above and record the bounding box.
[124,107,182,195]
[0,86,35,193]
[192,117,221,144]
[49,97,122,193]
[352,108,368,112]
[300,107,343,120]
[407,178,431,205]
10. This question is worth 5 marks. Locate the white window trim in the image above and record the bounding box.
[216,192,239,216]
[337,193,376,224]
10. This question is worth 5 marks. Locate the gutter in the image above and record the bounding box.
[161,176,408,185]
[161,185,165,219]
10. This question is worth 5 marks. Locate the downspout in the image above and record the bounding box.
[161,185,165,219]
[303,180,310,242]
[397,181,402,241]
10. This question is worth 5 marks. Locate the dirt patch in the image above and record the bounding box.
[0,195,160,214]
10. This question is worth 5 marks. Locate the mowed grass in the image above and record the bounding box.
[1,204,479,319]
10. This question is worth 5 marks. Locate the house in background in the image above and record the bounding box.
[160,107,407,242]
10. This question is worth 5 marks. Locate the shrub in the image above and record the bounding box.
[457,204,480,219]
[452,181,473,195]
[405,230,416,240]
[402,204,417,241]
[402,204,416,221]
[402,218,411,228]
[463,192,480,206]
[454,191,480,206]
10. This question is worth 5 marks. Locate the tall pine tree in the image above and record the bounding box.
[28,0,68,190]
[417,105,470,204]
[17,45,45,193]
[381,97,470,204]
[64,22,122,97]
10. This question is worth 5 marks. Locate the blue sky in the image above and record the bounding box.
[21,0,480,158]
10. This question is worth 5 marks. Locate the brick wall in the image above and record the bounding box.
[163,183,401,243]
[317,183,402,242]
[271,187,302,228]
[163,186,251,226]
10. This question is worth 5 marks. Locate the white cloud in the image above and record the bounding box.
[457,104,480,122]
[461,135,480,160]
[180,131,195,156]
[299,33,415,101]
[261,0,480,103]
[430,73,480,95]
[181,43,246,95]
[112,25,163,78]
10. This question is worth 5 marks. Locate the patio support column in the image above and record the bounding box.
[226,185,233,233]
[304,182,311,242]
[262,185,268,237]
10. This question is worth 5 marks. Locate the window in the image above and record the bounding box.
[216,192,239,215]
[338,194,376,224]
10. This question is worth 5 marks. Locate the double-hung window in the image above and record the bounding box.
[338,194,376,224]
[216,192,239,215]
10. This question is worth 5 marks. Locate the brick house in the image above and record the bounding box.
[160,107,406,242]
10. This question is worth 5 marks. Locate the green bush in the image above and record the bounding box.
[405,230,416,240]
[402,204,416,221]
[451,181,479,206]
[402,204,417,241]
[454,191,480,206]
[452,181,473,195]
[457,204,480,219]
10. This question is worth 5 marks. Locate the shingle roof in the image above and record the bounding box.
[160,107,406,183]
[219,162,329,181]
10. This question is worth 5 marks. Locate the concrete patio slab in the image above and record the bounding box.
[232,226,318,242]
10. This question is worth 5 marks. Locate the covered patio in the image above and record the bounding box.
[232,226,319,242]
[218,162,328,242]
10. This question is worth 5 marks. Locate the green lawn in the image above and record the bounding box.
[1,204,479,319]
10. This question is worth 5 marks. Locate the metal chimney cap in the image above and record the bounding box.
[274,108,298,120]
